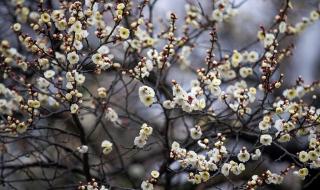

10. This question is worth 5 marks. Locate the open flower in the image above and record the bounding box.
[260,134,272,146]
[212,9,223,22]
[221,163,231,176]
[259,121,271,131]
[40,13,51,23]
[67,51,79,64]
[12,23,21,32]
[263,33,275,47]
[70,103,79,114]
[190,126,202,140]
[237,148,250,162]
[74,72,85,85]
[248,51,259,62]
[151,170,160,178]
[141,181,153,190]
[119,27,130,39]
[44,70,55,79]
[298,151,309,163]
[298,168,309,179]
[134,136,147,148]
[105,107,121,125]
[101,140,113,155]
[139,86,155,107]
[231,50,243,67]
[97,87,107,98]
[16,123,27,134]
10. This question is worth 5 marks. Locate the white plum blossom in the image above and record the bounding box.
[105,107,121,125]
[259,120,271,131]
[263,33,275,47]
[221,163,231,176]
[77,145,89,154]
[251,149,261,160]
[190,125,202,140]
[44,70,55,79]
[260,134,272,146]
[67,51,79,64]
[119,27,130,39]
[298,151,309,163]
[70,103,79,114]
[134,123,153,148]
[141,181,153,190]
[237,148,250,163]
[101,140,113,155]
[74,72,85,85]
[139,85,155,107]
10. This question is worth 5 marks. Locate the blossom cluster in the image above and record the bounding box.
[162,80,206,112]
[134,123,153,148]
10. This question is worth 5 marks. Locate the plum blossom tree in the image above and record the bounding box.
[0,0,320,190]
